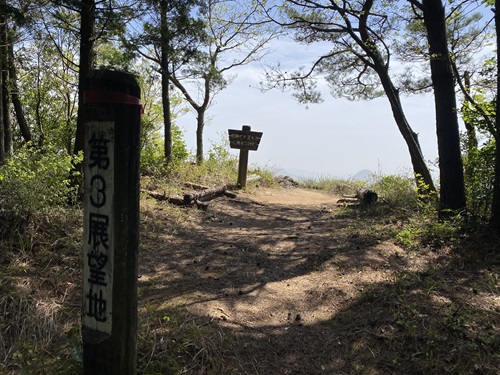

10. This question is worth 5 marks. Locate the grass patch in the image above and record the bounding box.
[138,305,240,375]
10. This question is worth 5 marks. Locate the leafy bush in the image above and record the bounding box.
[206,137,237,172]
[370,173,422,212]
[395,217,459,250]
[140,123,189,176]
[462,141,495,220]
[0,145,81,218]
[249,166,275,187]
[200,137,238,183]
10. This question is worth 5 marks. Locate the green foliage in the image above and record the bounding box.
[248,166,275,187]
[204,135,238,181]
[140,129,165,175]
[145,137,238,187]
[370,173,421,212]
[395,216,459,251]
[460,77,496,220]
[206,137,235,171]
[189,138,238,183]
[140,123,189,176]
[136,60,190,175]
[95,40,135,71]
[462,141,495,219]
[16,20,79,152]
[364,173,463,251]
[0,145,81,218]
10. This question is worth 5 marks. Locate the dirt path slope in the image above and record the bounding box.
[140,187,399,374]
[138,186,500,375]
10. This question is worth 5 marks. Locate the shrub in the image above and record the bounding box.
[370,173,421,212]
[462,141,495,220]
[0,145,81,219]
[140,123,189,176]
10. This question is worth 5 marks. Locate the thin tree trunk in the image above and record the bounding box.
[462,72,478,151]
[490,0,500,230]
[422,0,466,216]
[162,77,173,165]
[462,71,478,190]
[73,0,95,157]
[379,71,436,193]
[160,0,173,166]
[357,2,435,194]
[0,8,6,164]
[194,73,212,165]
[196,109,204,164]
[2,25,12,157]
[35,51,45,147]
[9,40,32,143]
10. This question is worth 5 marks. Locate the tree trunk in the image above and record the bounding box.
[0,8,6,165]
[490,1,500,231]
[462,71,478,189]
[378,70,436,194]
[73,0,96,157]
[2,24,12,157]
[422,0,466,216]
[462,72,478,151]
[9,39,32,143]
[160,0,172,166]
[196,109,204,164]
[356,1,435,194]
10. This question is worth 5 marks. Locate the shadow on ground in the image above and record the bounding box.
[137,193,500,375]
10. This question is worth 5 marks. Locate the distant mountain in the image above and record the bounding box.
[275,168,340,181]
[350,169,374,182]
[274,167,374,182]
[274,168,316,181]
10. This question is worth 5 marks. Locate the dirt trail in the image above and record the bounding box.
[139,186,411,374]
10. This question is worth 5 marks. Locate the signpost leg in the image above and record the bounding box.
[236,125,251,189]
[82,69,141,375]
[237,148,249,188]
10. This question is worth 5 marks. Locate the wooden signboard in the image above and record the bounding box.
[228,128,263,151]
[83,121,115,336]
[228,125,263,188]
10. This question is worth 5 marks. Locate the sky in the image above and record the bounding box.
[176,40,442,180]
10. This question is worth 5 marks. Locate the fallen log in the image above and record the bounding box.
[142,190,185,206]
[144,183,237,209]
[356,188,378,205]
[184,184,231,204]
[337,189,378,206]
[183,182,210,190]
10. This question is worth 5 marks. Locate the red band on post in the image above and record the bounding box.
[84,90,141,106]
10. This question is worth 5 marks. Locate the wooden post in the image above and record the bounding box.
[228,125,263,189]
[82,70,141,375]
[237,125,251,188]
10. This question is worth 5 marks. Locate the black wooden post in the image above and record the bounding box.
[237,125,251,188]
[82,69,141,375]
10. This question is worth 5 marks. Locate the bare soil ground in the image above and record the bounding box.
[2,184,498,374]
[138,186,500,375]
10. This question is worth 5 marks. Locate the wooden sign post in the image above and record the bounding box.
[228,125,263,188]
[82,70,141,375]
